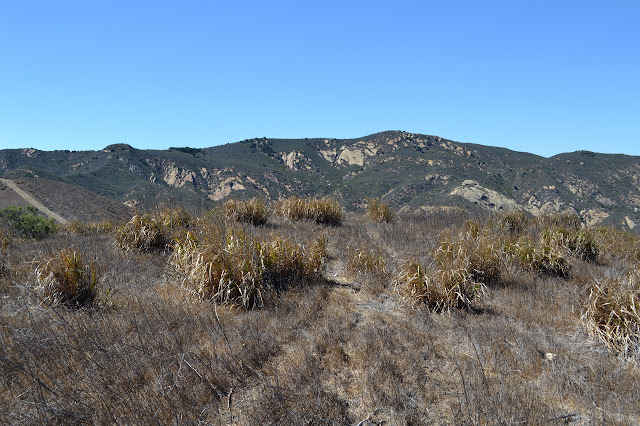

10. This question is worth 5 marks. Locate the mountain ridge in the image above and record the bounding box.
[1,131,639,229]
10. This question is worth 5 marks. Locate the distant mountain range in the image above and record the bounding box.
[1,131,639,229]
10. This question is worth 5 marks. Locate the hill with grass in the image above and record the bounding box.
[2,131,639,229]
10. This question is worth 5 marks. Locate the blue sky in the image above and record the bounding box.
[1,1,638,157]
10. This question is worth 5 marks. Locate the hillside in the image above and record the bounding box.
[1,131,639,228]
[0,178,133,223]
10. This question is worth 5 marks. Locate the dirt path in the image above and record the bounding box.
[0,178,68,224]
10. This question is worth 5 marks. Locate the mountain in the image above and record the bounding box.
[1,131,639,229]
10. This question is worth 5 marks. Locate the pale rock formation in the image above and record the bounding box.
[450,180,521,212]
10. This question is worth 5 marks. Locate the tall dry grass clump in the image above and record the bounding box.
[36,249,100,308]
[170,225,326,308]
[367,198,394,223]
[275,197,343,226]
[396,260,480,311]
[115,208,193,252]
[593,226,640,265]
[583,270,640,360]
[223,198,269,226]
[503,213,599,276]
[395,221,502,310]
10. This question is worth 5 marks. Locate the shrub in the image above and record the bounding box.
[582,270,640,360]
[541,227,599,263]
[0,205,57,239]
[275,197,343,226]
[115,208,191,252]
[593,226,640,265]
[539,212,582,231]
[395,260,482,311]
[436,223,504,285]
[367,198,394,223]
[395,221,501,310]
[170,226,327,309]
[36,249,100,308]
[223,198,268,226]
[505,234,570,276]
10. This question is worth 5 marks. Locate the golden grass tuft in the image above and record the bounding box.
[367,198,394,223]
[223,198,269,226]
[170,225,327,308]
[583,270,640,360]
[395,221,500,310]
[395,260,482,311]
[115,208,192,252]
[275,197,343,226]
[36,249,100,308]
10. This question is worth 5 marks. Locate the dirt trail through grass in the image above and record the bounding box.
[324,252,402,324]
[0,178,68,224]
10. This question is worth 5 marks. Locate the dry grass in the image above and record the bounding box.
[115,208,192,252]
[583,269,640,361]
[223,198,269,226]
[170,219,326,308]
[346,246,386,277]
[0,208,639,423]
[275,197,344,226]
[367,197,394,223]
[35,248,100,308]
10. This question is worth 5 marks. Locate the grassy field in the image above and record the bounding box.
[1,202,639,424]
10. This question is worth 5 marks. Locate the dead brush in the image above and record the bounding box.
[395,221,501,310]
[503,223,598,277]
[436,222,504,285]
[582,270,640,360]
[116,208,191,252]
[367,198,394,223]
[395,260,481,311]
[541,227,599,262]
[346,246,387,276]
[275,197,343,226]
[505,234,571,276]
[36,249,100,308]
[594,226,640,265]
[223,198,268,226]
[170,226,327,308]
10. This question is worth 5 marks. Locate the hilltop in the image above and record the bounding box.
[1,131,639,229]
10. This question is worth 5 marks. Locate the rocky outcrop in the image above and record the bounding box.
[580,208,610,227]
[450,180,520,212]
[281,151,311,171]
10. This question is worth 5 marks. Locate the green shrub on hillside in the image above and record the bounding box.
[0,205,57,239]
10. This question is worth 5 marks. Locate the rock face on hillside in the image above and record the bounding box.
[450,180,521,212]
[1,131,639,230]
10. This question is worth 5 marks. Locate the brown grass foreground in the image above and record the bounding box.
[0,206,639,424]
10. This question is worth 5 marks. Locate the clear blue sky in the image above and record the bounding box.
[1,1,638,157]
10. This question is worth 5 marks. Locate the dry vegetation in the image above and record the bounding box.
[1,201,640,424]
